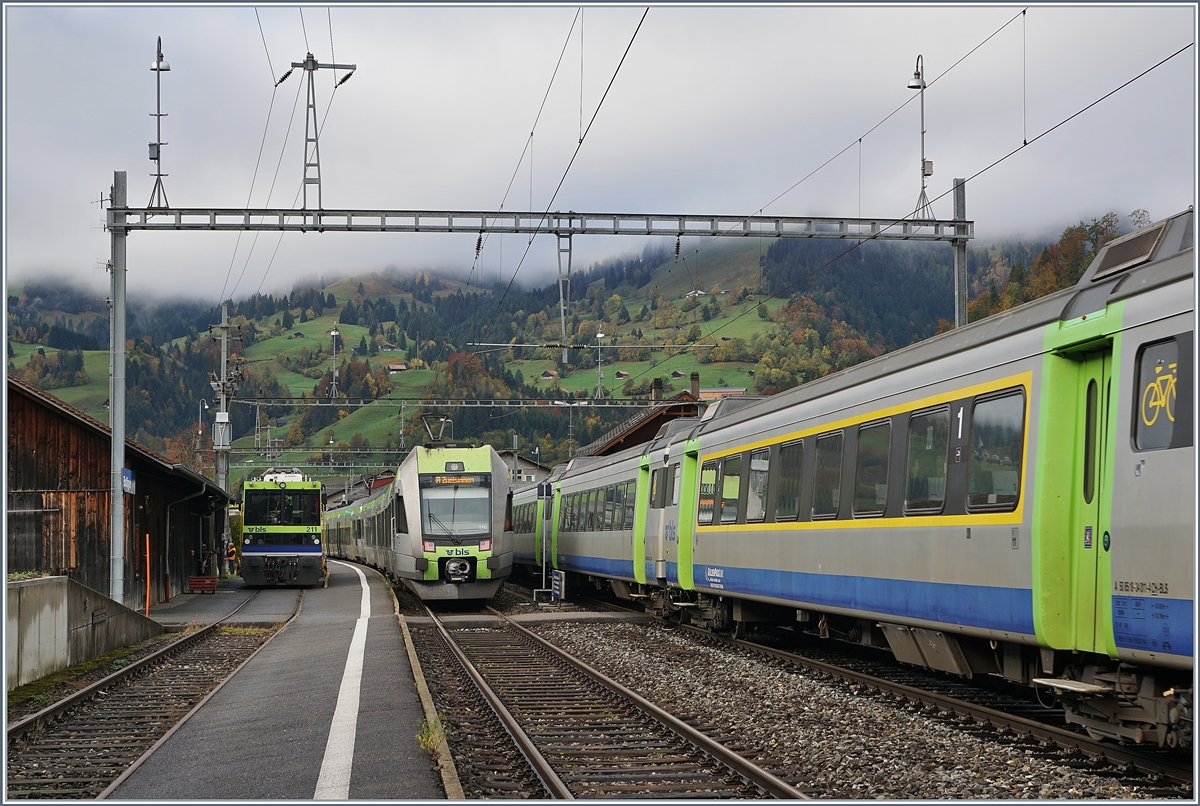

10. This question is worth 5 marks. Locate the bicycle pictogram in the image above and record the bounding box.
[1140,362,1176,427]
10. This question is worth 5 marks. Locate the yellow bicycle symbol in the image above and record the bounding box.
[1141,362,1176,427]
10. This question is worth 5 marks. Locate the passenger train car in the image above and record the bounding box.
[240,468,326,586]
[514,210,1194,748]
[326,442,513,600]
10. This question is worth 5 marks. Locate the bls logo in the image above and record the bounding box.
[445,547,471,556]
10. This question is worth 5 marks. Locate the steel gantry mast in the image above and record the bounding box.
[288,52,356,210]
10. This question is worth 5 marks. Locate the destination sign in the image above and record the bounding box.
[420,473,490,488]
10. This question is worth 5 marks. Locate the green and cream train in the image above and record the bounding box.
[326,442,513,600]
[513,210,1194,748]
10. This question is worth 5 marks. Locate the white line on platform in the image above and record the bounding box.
[313,561,370,799]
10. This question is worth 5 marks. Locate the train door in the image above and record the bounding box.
[633,459,651,584]
[1076,349,1116,653]
[646,463,668,582]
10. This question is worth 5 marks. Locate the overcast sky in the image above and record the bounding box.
[4,3,1196,305]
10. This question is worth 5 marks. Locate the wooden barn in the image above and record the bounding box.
[7,375,229,609]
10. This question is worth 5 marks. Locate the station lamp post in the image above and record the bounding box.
[907,55,934,220]
[596,331,606,399]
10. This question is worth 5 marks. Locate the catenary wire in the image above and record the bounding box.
[642,8,1027,303]
[452,9,583,328]
[618,39,1194,388]
[482,7,649,337]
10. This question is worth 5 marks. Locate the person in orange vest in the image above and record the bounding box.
[225,543,238,575]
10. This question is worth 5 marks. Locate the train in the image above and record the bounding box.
[325,442,514,600]
[240,468,327,586]
[513,209,1194,749]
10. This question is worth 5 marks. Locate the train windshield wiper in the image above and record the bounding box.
[428,511,451,536]
[449,486,461,544]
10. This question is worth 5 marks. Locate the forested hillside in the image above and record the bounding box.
[7,209,1142,486]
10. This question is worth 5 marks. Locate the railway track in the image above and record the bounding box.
[6,591,299,799]
[683,624,1192,791]
[424,605,809,798]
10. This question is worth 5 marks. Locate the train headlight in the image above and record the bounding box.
[479,539,491,552]
[423,540,436,553]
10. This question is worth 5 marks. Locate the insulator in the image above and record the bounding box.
[675,236,680,261]
[275,68,294,87]
[476,233,483,258]
[336,71,354,87]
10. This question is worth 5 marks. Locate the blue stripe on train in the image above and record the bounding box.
[557,554,635,581]
[242,545,322,554]
[1113,596,1194,657]
[566,555,1035,635]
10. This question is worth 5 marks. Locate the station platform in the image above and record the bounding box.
[149,576,301,629]
[113,561,447,800]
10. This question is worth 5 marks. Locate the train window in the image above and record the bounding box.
[614,485,625,530]
[671,463,681,507]
[698,460,719,525]
[720,455,742,524]
[812,432,844,519]
[650,469,663,510]
[905,408,949,513]
[1136,338,1179,451]
[854,421,891,516]
[662,465,676,509]
[746,449,770,522]
[604,486,616,530]
[774,441,803,521]
[1084,380,1098,504]
[624,481,636,525]
[590,489,603,531]
[967,391,1025,511]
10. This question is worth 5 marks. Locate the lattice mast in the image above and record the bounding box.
[290,53,356,210]
[148,37,170,208]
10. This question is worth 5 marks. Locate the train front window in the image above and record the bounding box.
[244,489,321,526]
[418,474,491,537]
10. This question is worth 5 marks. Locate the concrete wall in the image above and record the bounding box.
[7,576,163,690]
[7,576,68,689]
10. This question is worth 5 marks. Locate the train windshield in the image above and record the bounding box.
[418,474,491,537]
[244,489,321,527]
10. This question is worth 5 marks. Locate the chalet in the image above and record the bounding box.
[387,364,408,373]
[670,370,686,379]
[540,370,559,380]
[614,370,630,379]
[699,387,747,400]
[497,451,553,485]
[683,289,706,298]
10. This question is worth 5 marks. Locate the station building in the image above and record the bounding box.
[7,375,230,610]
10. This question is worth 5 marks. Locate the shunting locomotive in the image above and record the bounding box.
[240,468,326,586]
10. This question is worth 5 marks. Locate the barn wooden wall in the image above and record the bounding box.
[7,382,224,609]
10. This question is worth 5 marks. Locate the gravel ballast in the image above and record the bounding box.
[533,621,1175,799]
